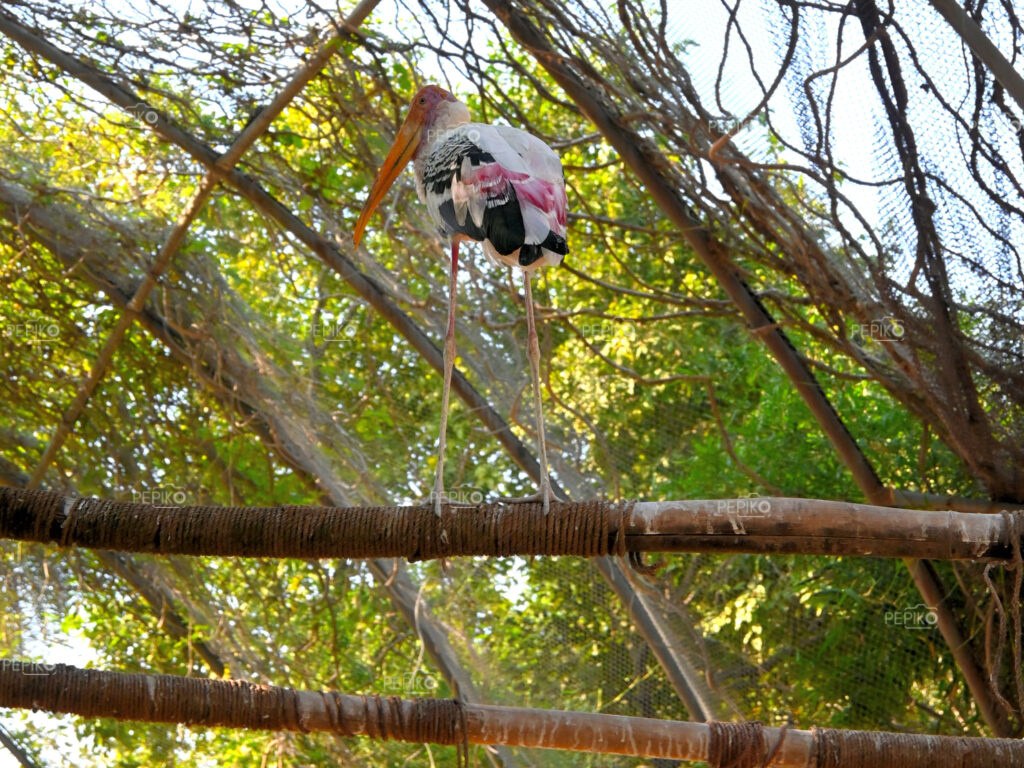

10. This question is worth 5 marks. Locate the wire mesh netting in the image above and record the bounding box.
[0,0,1022,764]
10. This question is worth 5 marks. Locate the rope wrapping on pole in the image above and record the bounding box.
[0,488,631,559]
[3,487,1023,562]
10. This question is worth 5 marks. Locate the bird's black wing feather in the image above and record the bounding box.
[423,134,525,255]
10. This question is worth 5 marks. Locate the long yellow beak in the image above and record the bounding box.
[353,116,423,247]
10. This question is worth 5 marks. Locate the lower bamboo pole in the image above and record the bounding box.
[1,662,1021,766]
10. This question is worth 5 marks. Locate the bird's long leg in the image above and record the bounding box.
[500,270,560,512]
[433,239,459,517]
[524,269,553,513]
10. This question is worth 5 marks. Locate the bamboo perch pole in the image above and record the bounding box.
[1,488,1020,562]
[2,662,1022,766]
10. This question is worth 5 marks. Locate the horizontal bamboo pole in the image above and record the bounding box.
[2,662,1021,766]
[627,498,1017,560]
[890,488,1022,516]
[0,488,1019,562]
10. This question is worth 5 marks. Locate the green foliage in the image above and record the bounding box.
[0,3,991,765]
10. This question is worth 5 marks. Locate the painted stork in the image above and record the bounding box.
[353,85,568,515]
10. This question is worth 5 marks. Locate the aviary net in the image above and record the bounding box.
[0,0,1021,764]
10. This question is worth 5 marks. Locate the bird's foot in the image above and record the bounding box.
[431,491,478,517]
[497,482,562,515]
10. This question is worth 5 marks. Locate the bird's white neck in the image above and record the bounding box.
[413,100,471,195]
[421,100,471,153]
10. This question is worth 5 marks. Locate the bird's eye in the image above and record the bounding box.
[419,97,426,104]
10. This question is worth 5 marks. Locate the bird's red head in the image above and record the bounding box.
[406,85,457,132]
[353,85,458,247]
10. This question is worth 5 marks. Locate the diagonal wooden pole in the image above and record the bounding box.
[926,0,1024,113]
[0,722,38,768]
[23,0,381,489]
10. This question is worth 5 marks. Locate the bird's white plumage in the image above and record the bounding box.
[415,122,568,270]
[489,124,564,183]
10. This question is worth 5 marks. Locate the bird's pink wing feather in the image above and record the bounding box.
[458,125,567,242]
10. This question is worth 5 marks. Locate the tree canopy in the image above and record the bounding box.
[1,0,1022,764]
